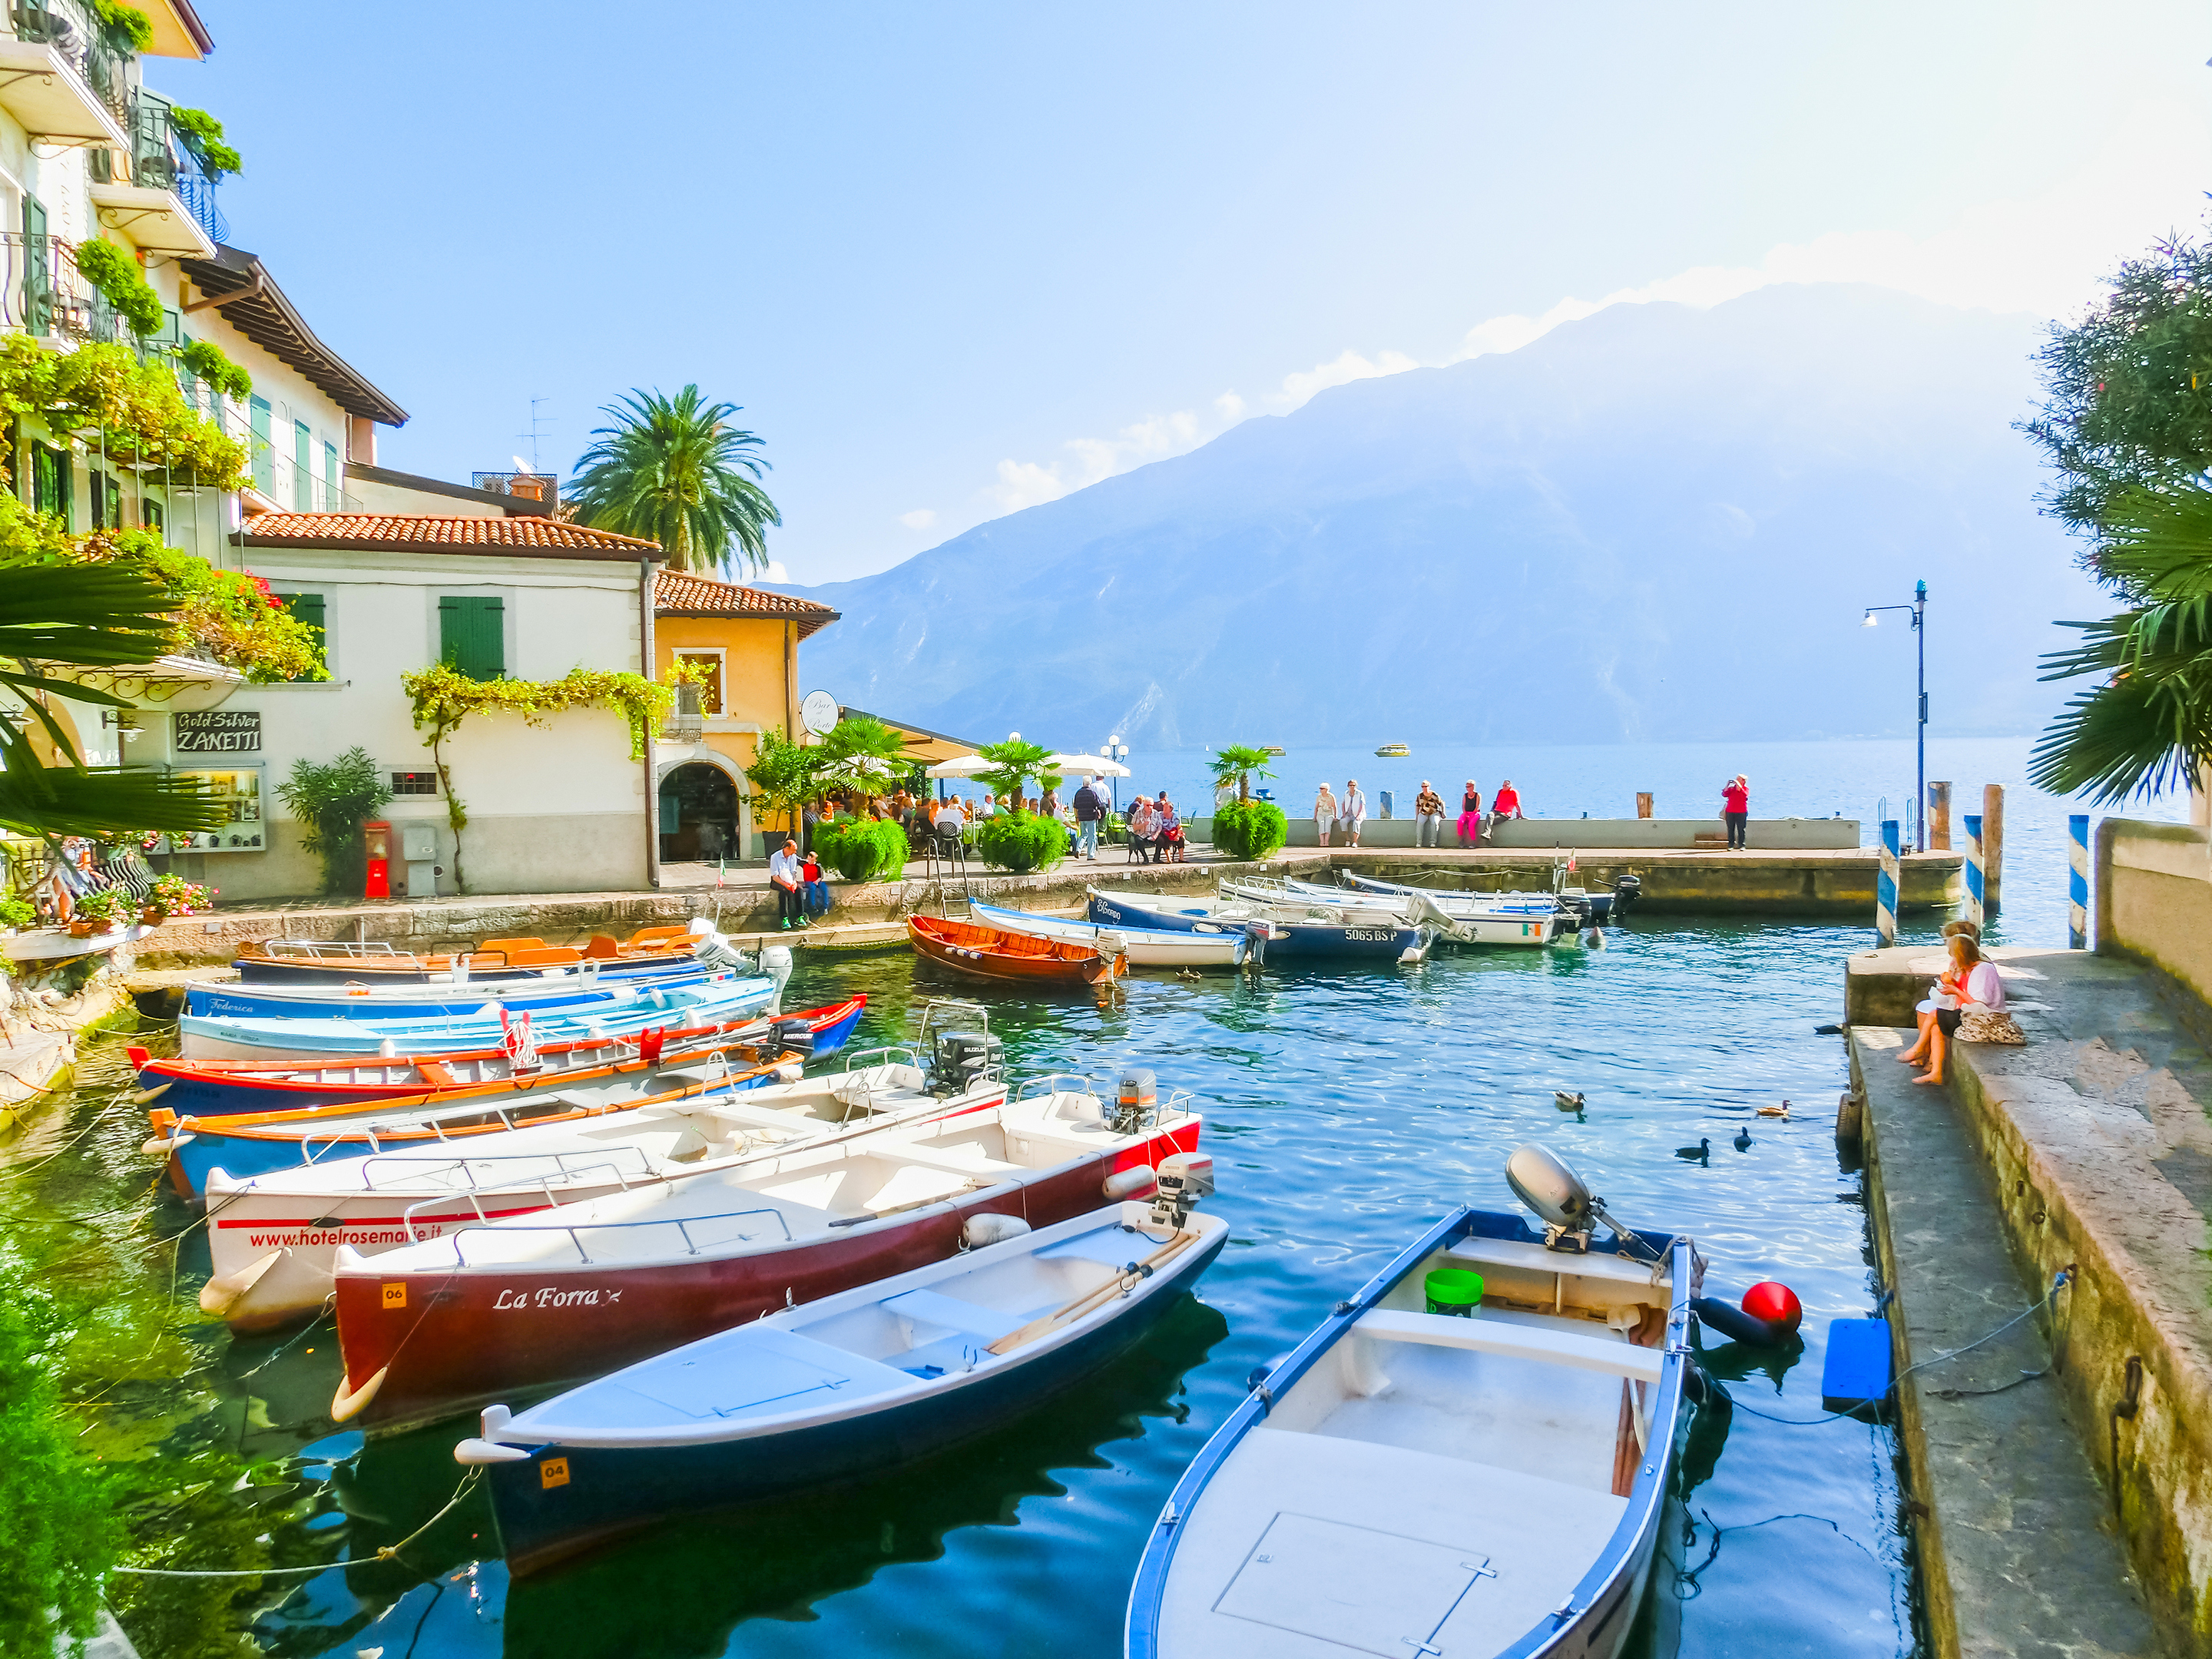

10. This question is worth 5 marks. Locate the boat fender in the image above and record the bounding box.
[131,1081,174,1107]
[329,1364,389,1424]
[773,1063,804,1084]
[1690,1285,1803,1349]
[141,1130,194,1157]
[1102,1165,1157,1200]
[198,1247,288,1318]
[452,1438,531,1465]
[962,1214,1032,1250]
[1742,1280,1803,1333]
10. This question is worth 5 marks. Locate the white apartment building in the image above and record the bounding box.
[3,2,668,903]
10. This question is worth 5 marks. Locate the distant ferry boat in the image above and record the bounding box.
[1373,742,1410,757]
[1261,745,1286,756]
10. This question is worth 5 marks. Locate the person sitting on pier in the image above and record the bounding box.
[1414,780,1446,848]
[1156,793,1184,863]
[1489,780,1523,836]
[1902,932,2011,1084]
[769,837,806,930]
[1456,780,1482,846]
[1313,782,1338,847]
[1127,793,1157,863]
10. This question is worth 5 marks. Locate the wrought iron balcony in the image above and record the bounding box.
[88,91,225,250]
[8,0,132,129]
[0,230,118,343]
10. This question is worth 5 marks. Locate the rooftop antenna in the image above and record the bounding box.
[517,397,553,475]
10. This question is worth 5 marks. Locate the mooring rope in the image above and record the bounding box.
[111,1468,483,1579]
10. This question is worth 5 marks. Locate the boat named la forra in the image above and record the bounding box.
[456,1154,1226,1576]
[1125,1144,1697,1659]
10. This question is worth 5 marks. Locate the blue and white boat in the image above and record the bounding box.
[1125,1148,1694,1659]
[455,1182,1228,1575]
[183,965,720,1023]
[178,975,779,1063]
[1088,887,1431,963]
[969,902,1264,969]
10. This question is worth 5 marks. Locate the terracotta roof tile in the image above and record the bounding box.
[655,571,841,639]
[233,515,663,558]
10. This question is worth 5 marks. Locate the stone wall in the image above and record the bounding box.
[2097,818,2212,1007]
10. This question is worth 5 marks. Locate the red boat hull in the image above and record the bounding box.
[330,1120,1199,1433]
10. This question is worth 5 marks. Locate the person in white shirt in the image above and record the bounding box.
[933,797,968,831]
[767,839,806,930]
[1908,932,2008,1085]
[1313,783,1337,847]
[1338,779,1367,848]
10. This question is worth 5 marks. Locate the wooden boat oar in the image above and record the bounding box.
[987,1228,1195,1356]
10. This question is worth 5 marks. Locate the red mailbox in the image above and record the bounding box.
[364,820,392,899]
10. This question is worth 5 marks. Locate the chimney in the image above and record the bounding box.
[346,416,377,467]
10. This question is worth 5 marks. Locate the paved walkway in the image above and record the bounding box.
[1851,946,2212,1657]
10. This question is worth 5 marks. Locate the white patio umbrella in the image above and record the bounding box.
[1048,753,1130,777]
[925,753,998,779]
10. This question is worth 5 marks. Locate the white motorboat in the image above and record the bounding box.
[1252,876,1563,947]
[1126,1146,1697,1659]
[197,1053,1009,1331]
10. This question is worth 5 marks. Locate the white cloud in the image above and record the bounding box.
[899,508,937,531]
[1273,348,1420,412]
[1214,391,1245,422]
[982,458,1069,514]
[758,559,789,581]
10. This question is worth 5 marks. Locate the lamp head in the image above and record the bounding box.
[1862,611,1878,628]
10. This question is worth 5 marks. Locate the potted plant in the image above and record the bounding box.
[148,873,214,919]
[0,896,31,938]
[72,887,131,934]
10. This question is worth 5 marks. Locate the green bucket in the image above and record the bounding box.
[1424,1268,1485,1316]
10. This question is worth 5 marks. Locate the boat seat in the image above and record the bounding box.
[1037,1227,1153,1267]
[883,1287,1025,1341]
[1355,1309,1663,1384]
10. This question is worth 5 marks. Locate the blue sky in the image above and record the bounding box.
[174,2,2208,582]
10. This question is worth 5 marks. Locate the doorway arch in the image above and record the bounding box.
[657,760,740,863]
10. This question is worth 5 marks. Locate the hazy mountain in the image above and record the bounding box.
[780,284,2096,750]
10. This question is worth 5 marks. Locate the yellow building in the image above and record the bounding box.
[653,571,839,861]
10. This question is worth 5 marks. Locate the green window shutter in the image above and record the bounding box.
[438,595,505,678]
[323,440,339,507]
[249,396,272,494]
[275,591,325,681]
[293,420,312,509]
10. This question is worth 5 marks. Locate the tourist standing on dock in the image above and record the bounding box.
[1313,782,1338,846]
[1457,781,1482,846]
[1339,780,1367,847]
[1414,780,1446,847]
[1072,777,1106,859]
[1721,775,1750,849]
[1489,780,1523,837]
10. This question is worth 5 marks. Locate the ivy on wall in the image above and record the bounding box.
[0,334,247,489]
[399,664,684,892]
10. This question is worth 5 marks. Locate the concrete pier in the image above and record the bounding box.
[1848,947,2212,1657]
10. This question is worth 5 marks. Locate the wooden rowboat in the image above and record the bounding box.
[909,915,1124,989]
[233,926,700,985]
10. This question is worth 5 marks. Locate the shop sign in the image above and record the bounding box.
[174,710,262,753]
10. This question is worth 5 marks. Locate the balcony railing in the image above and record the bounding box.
[92,92,227,245]
[9,0,132,129]
[0,230,119,343]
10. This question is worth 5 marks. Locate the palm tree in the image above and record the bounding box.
[568,386,782,576]
[0,557,222,835]
[2032,482,2212,803]
[1208,744,1279,804]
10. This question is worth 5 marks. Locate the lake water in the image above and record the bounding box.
[9,733,2180,1658]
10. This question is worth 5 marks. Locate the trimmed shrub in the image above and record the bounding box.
[813,816,908,882]
[975,811,1067,873]
[1212,799,1288,859]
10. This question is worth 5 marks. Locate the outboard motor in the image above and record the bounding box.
[1113,1068,1159,1135]
[692,929,750,972]
[1611,874,1642,921]
[931,1030,1005,1095]
[767,1016,816,1058]
[757,944,793,1015]
[1148,1151,1215,1231]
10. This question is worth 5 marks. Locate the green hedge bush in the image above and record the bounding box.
[813,816,909,882]
[1212,799,1288,859]
[975,811,1067,873]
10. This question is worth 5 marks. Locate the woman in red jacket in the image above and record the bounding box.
[1721,774,1749,849]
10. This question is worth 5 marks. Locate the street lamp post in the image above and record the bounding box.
[1862,579,1929,852]
[1105,735,1121,813]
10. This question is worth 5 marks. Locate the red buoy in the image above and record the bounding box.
[1742,1280,1803,1334]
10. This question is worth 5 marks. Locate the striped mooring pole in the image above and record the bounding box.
[1876,818,1900,945]
[2069,813,2090,949]
[1963,813,1985,929]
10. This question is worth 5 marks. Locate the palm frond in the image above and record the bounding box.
[567,386,782,576]
[0,763,219,836]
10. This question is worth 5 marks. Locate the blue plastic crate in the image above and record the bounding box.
[1821,1316,1892,1412]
